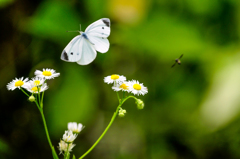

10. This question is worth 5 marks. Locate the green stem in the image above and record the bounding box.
[64,143,70,159]
[79,95,136,159]
[39,108,54,149]
[122,92,125,99]
[35,96,58,159]
[34,100,41,111]
[116,92,120,103]
[41,91,45,107]
[20,87,30,97]
[38,92,41,106]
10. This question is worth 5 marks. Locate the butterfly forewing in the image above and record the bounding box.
[61,35,82,62]
[85,18,110,53]
[77,38,97,65]
[85,18,110,38]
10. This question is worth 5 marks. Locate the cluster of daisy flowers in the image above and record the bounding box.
[6,68,60,100]
[104,74,148,96]
[59,122,84,155]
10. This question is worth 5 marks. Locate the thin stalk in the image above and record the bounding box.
[79,95,136,159]
[122,92,125,99]
[116,92,120,103]
[39,109,53,149]
[41,91,45,107]
[38,92,41,106]
[20,88,29,97]
[64,144,70,159]
[34,100,41,111]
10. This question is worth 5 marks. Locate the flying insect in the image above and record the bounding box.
[171,54,183,68]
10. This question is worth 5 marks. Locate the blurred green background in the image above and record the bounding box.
[1,0,240,158]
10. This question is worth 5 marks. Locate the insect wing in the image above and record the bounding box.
[61,18,111,65]
[171,62,176,68]
[76,38,97,65]
[85,18,110,53]
[85,18,110,38]
[61,35,82,62]
[87,35,110,53]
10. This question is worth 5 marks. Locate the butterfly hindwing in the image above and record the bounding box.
[77,38,97,65]
[61,35,82,62]
[87,35,109,53]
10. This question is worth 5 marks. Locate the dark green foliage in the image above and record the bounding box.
[1,0,240,159]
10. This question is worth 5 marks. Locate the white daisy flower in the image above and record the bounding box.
[104,74,126,84]
[112,81,131,92]
[68,122,84,134]
[29,77,45,86]
[34,68,60,80]
[25,82,48,94]
[129,80,148,96]
[6,77,28,91]
[62,130,77,143]
[58,140,75,155]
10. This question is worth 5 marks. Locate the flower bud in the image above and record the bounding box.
[121,109,126,114]
[63,130,77,143]
[118,112,125,117]
[58,140,75,154]
[28,95,35,102]
[135,99,144,109]
[118,108,127,117]
[68,122,84,134]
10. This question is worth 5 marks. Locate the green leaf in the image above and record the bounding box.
[23,1,80,45]
[52,146,59,159]
[72,155,76,159]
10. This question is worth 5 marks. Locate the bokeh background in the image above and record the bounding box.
[1,0,240,158]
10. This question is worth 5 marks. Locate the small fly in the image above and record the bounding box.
[171,54,183,68]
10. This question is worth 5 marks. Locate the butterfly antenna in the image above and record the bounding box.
[66,30,79,32]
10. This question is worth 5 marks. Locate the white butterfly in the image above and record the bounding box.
[61,18,111,65]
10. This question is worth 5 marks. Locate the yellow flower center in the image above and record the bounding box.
[34,80,41,86]
[42,71,52,76]
[133,84,141,90]
[15,80,24,87]
[111,74,119,80]
[31,87,40,92]
[120,83,128,90]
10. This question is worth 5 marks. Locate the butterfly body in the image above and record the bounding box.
[80,32,94,44]
[61,18,111,65]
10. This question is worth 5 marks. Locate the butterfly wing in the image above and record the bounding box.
[87,36,109,53]
[85,18,110,53]
[76,38,97,65]
[61,35,82,62]
[61,18,110,65]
